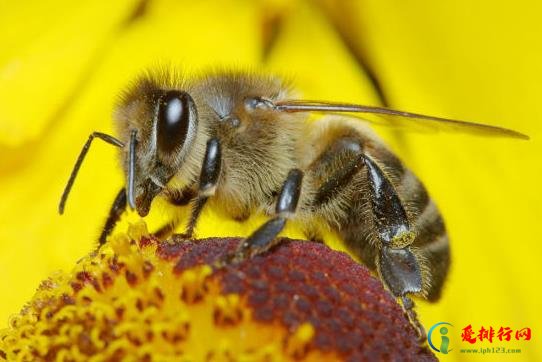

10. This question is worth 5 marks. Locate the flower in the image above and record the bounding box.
[0,222,435,361]
[1,1,541,361]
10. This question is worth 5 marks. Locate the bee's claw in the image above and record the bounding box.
[167,233,198,245]
[214,249,242,269]
[401,296,427,344]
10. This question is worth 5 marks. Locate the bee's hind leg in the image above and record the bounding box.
[307,133,426,341]
[228,169,304,262]
[363,154,426,341]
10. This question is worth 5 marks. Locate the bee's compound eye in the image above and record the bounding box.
[157,90,194,153]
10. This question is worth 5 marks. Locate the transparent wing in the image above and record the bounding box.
[275,100,529,139]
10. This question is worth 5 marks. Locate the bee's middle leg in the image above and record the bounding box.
[229,169,304,262]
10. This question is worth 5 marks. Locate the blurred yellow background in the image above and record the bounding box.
[0,0,540,361]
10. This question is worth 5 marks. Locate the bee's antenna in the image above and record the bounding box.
[59,132,124,214]
[127,130,137,210]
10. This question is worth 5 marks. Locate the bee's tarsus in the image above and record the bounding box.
[379,246,423,297]
[98,187,127,247]
[184,197,208,239]
[401,296,427,343]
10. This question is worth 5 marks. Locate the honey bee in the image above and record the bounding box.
[58,70,528,340]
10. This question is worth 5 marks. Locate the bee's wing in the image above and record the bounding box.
[275,100,529,139]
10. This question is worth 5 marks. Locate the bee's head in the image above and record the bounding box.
[114,77,199,216]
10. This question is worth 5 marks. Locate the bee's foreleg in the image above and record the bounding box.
[230,169,304,262]
[181,138,222,239]
[98,187,127,247]
[363,154,426,341]
[150,139,221,242]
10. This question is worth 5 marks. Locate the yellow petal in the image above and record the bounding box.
[0,0,137,147]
